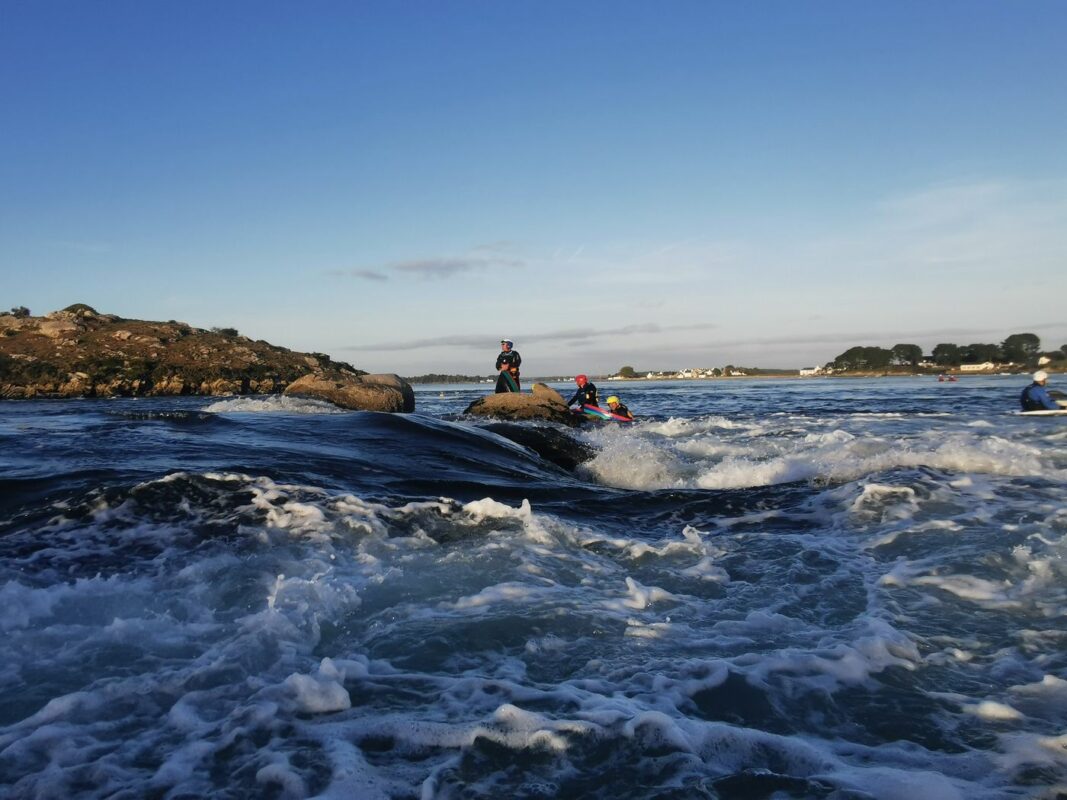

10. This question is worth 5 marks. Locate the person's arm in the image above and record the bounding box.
[1034,386,1060,410]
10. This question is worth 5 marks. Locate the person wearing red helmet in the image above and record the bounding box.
[566,374,599,409]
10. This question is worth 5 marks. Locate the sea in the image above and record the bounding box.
[1,376,1064,800]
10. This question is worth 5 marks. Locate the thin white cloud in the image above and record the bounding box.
[343,321,718,352]
[326,249,525,281]
[390,256,523,278]
[327,268,389,281]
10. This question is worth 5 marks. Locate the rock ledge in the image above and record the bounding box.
[464,384,578,426]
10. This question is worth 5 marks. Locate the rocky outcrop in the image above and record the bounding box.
[0,304,376,402]
[283,373,415,413]
[463,383,579,426]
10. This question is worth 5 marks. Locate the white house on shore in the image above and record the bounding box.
[959,362,996,372]
[799,366,824,377]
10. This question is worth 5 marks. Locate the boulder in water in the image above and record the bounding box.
[464,383,578,426]
[284,373,415,412]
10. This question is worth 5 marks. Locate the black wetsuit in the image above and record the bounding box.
[495,349,521,393]
[567,382,598,407]
[610,402,633,420]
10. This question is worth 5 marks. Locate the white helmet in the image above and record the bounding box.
[1033,370,1049,383]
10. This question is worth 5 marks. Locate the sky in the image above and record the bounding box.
[2,0,1066,376]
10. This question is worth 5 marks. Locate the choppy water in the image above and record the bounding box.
[1,376,1065,799]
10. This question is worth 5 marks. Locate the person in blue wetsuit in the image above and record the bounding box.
[495,339,521,393]
[566,374,598,408]
[1020,370,1059,411]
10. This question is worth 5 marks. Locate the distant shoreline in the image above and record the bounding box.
[412,371,1057,389]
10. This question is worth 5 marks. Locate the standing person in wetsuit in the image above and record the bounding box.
[606,395,633,420]
[566,374,598,409]
[495,339,521,393]
[1020,370,1060,411]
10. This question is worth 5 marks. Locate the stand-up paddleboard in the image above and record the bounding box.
[574,404,634,422]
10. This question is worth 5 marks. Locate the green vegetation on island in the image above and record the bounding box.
[403,374,493,384]
[828,332,1064,373]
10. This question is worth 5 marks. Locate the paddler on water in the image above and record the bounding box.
[1020,370,1060,411]
[495,339,521,393]
[606,395,634,420]
[566,374,598,410]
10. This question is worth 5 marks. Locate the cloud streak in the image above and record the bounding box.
[391,256,523,278]
[343,321,719,352]
[327,268,389,281]
[329,249,526,282]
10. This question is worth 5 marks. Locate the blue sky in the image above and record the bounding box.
[3,1,1066,375]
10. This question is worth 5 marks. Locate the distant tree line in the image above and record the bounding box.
[404,373,490,384]
[830,333,1065,371]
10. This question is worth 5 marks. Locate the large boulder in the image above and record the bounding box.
[37,318,81,339]
[359,373,416,412]
[284,373,415,413]
[464,383,578,426]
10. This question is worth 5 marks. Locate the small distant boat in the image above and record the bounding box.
[937,374,958,383]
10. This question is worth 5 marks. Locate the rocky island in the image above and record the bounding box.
[0,304,413,412]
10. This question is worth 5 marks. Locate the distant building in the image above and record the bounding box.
[799,366,823,377]
[1038,355,1051,366]
[959,362,996,372]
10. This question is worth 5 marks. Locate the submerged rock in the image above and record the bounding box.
[284,373,415,413]
[464,383,578,426]
[481,421,596,470]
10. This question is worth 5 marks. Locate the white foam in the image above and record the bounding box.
[284,659,352,714]
[694,434,1052,490]
[452,582,541,610]
[994,732,1067,773]
[645,415,762,436]
[0,580,63,631]
[829,766,967,800]
[203,396,345,414]
[573,408,1062,491]
[962,701,1023,721]
[578,434,688,490]
[255,759,309,798]
[461,497,532,522]
[1009,674,1067,716]
[2,453,1064,798]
